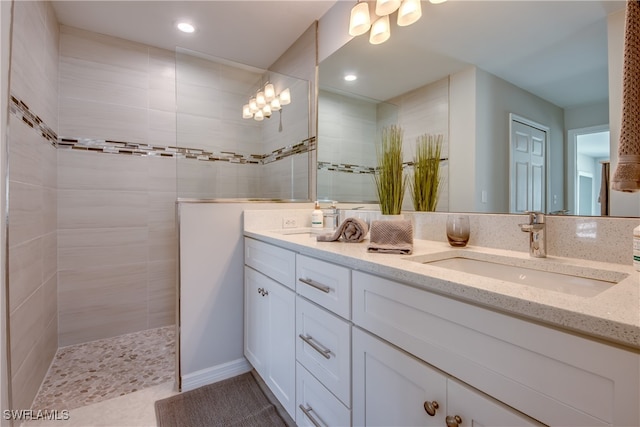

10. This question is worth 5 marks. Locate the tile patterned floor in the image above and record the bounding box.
[32,326,176,411]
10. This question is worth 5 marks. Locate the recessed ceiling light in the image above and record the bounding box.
[344,74,357,82]
[177,22,195,33]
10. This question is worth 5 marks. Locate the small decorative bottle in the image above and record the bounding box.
[311,201,324,228]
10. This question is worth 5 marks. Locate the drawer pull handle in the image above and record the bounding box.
[423,400,439,416]
[299,277,331,293]
[257,288,268,297]
[299,334,332,359]
[299,404,324,427]
[446,415,462,427]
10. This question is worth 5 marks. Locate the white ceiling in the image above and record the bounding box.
[50,1,627,110]
[320,0,627,109]
[50,0,337,70]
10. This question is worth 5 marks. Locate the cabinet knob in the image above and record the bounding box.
[446,415,462,427]
[257,287,263,295]
[423,400,439,416]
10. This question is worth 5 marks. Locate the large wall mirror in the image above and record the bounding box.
[317,0,637,217]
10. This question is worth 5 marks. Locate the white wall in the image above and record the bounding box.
[178,202,313,391]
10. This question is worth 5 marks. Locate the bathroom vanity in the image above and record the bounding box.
[243,219,639,426]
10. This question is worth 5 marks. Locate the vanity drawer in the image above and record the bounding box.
[296,362,351,427]
[352,270,639,427]
[296,296,351,407]
[244,238,295,290]
[296,254,351,319]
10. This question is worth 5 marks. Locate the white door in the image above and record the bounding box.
[510,115,548,214]
[446,378,544,427]
[353,328,447,426]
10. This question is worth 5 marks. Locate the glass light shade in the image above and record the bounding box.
[369,15,391,45]
[349,2,371,37]
[254,110,264,121]
[264,83,275,101]
[397,0,422,26]
[249,98,258,112]
[256,91,266,108]
[262,104,272,117]
[242,104,253,119]
[279,88,291,105]
[375,0,401,16]
[270,97,281,111]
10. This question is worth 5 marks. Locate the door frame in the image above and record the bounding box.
[566,124,609,216]
[508,113,550,214]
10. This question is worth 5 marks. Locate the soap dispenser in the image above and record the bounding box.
[311,201,324,228]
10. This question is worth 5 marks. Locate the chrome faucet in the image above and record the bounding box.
[519,211,546,258]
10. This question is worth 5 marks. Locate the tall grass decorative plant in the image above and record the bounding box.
[374,125,407,215]
[410,134,443,211]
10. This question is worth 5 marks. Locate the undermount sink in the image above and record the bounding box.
[405,250,628,297]
[273,228,327,236]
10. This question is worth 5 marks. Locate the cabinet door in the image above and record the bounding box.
[244,266,296,419]
[244,267,268,375]
[353,328,447,426]
[264,272,296,419]
[446,378,544,427]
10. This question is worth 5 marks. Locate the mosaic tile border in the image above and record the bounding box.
[9,94,314,165]
[318,158,449,174]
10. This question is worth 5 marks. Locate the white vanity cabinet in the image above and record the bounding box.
[295,254,353,426]
[244,239,296,418]
[353,328,542,427]
[352,270,640,427]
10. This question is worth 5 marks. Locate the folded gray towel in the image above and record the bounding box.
[316,217,369,243]
[367,219,413,254]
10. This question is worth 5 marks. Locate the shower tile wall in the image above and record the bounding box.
[8,0,59,411]
[57,26,177,346]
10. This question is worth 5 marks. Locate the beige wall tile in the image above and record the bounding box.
[149,47,176,113]
[58,150,148,191]
[58,263,148,346]
[8,182,43,248]
[8,115,43,186]
[60,25,148,71]
[42,316,58,375]
[43,274,58,329]
[11,340,44,411]
[58,97,149,143]
[58,227,148,270]
[148,109,176,148]
[10,285,44,375]
[58,189,148,230]
[8,238,42,314]
[42,186,57,233]
[42,231,57,282]
[148,223,176,263]
[41,143,58,190]
[148,260,176,328]
[147,157,177,193]
[59,55,148,109]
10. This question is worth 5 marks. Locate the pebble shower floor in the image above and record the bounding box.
[31,326,175,411]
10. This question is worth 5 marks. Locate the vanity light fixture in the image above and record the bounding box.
[242,83,291,121]
[350,0,446,45]
[397,0,422,26]
[349,1,371,36]
[177,22,195,33]
[370,15,391,44]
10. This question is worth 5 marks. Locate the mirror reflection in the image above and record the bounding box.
[317,0,633,216]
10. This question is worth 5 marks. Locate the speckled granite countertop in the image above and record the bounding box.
[244,228,640,351]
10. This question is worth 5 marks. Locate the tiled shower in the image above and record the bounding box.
[6,0,312,412]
